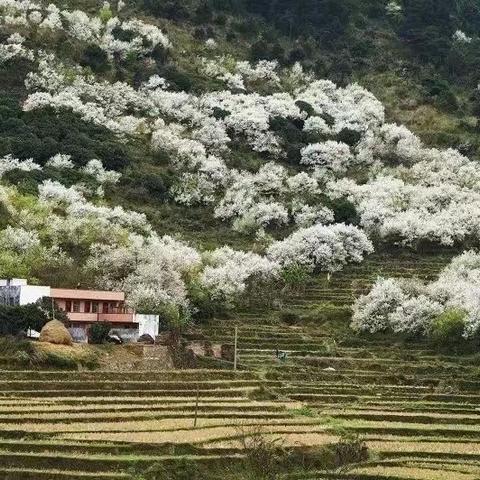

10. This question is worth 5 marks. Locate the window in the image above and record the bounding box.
[84,301,91,313]
[66,300,72,312]
[92,302,98,313]
[73,301,80,313]
[103,302,109,314]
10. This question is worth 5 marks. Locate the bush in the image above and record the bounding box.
[39,349,78,369]
[99,3,113,22]
[279,310,301,326]
[295,100,315,117]
[250,39,273,61]
[237,425,288,480]
[422,77,458,112]
[161,66,193,91]
[0,94,133,170]
[321,433,369,469]
[36,297,69,323]
[80,45,110,73]
[143,458,200,480]
[0,303,50,336]
[88,322,112,344]
[142,0,190,20]
[429,308,467,352]
[0,336,35,361]
[189,284,227,322]
[281,264,310,291]
[330,198,359,225]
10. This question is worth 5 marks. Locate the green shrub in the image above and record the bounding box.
[330,198,359,225]
[189,284,227,322]
[88,322,112,344]
[0,94,132,170]
[289,406,317,417]
[161,66,193,91]
[0,336,99,369]
[36,297,69,323]
[281,264,309,291]
[0,302,51,336]
[429,308,467,352]
[80,45,110,73]
[0,336,35,359]
[141,0,190,20]
[99,3,113,22]
[295,100,315,117]
[278,310,301,326]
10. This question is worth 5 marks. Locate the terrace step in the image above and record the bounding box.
[0,379,268,391]
[0,370,256,381]
[0,469,130,480]
[0,388,257,398]
[0,451,243,473]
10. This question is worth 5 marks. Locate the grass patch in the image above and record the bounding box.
[0,338,100,370]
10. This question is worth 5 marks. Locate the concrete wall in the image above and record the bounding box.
[0,286,20,305]
[69,327,88,343]
[19,285,51,305]
[0,284,50,306]
[136,314,159,338]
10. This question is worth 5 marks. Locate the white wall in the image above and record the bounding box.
[0,279,27,287]
[136,314,159,338]
[19,285,51,305]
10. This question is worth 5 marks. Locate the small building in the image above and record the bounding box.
[0,279,159,342]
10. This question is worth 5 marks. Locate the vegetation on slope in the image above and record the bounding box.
[2,0,480,334]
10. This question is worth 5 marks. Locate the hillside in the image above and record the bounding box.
[2,0,480,479]
[1,0,480,257]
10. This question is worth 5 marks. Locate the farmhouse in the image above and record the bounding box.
[0,279,159,342]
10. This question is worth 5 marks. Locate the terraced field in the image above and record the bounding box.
[0,368,331,479]
[1,251,477,479]
[281,250,454,310]
[199,321,480,479]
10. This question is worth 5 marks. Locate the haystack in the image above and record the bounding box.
[39,320,73,346]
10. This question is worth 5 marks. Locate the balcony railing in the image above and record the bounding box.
[66,312,136,324]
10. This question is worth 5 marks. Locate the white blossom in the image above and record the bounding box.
[0,33,34,63]
[386,1,402,17]
[351,278,407,333]
[83,159,121,184]
[353,251,480,338]
[293,204,334,228]
[303,116,331,135]
[200,246,280,299]
[46,154,74,169]
[90,234,201,311]
[205,38,217,49]
[0,154,41,177]
[301,141,353,178]
[453,30,472,44]
[0,226,40,252]
[267,223,373,273]
[389,295,443,334]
